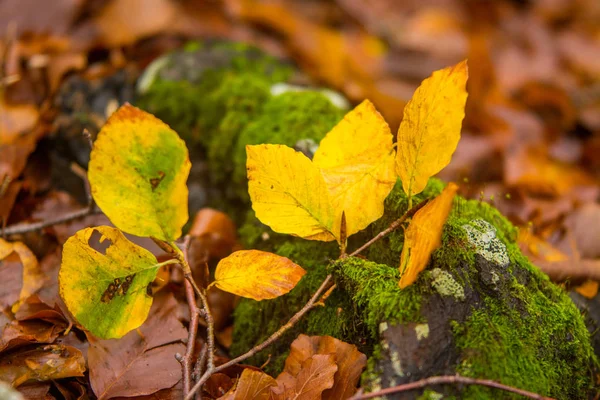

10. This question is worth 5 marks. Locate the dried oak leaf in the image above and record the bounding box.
[87,291,187,399]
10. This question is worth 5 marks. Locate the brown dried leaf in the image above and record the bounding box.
[220,369,276,400]
[87,291,187,399]
[281,334,366,399]
[0,344,85,387]
[272,354,337,400]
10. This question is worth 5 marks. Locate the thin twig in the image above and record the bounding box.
[182,278,199,397]
[349,375,554,400]
[3,206,100,235]
[349,198,429,258]
[185,274,334,400]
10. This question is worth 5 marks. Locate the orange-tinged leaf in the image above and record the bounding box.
[272,354,337,400]
[221,369,277,400]
[313,100,396,239]
[517,229,568,263]
[0,239,45,313]
[399,183,458,288]
[575,280,598,299]
[213,250,306,300]
[88,103,190,241]
[247,144,335,241]
[396,61,468,197]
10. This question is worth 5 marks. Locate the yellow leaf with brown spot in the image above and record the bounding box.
[247,144,336,241]
[399,183,458,288]
[213,250,306,300]
[396,61,468,197]
[0,238,45,313]
[59,226,164,339]
[88,104,190,241]
[313,100,396,239]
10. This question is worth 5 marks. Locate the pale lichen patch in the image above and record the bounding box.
[415,323,430,341]
[462,219,509,267]
[430,268,465,301]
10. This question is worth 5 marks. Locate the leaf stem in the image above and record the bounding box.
[348,375,554,400]
[349,198,429,258]
[185,273,334,400]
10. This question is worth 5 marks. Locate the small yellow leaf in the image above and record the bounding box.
[247,144,336,241]
[399,183,458,288]
[313,100,396,239]
[214,250,306,300]
[575,280,598,299]
[88,104,190,241]
[396,61,468,197]
[0,239,45,313]
[59,226,163,339]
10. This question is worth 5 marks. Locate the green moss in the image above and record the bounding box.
[418,389,444,400]
[231,91,345,198]
[136,42,292,146]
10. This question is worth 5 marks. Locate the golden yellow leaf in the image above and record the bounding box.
[0,239,45,313]
[575,280,598,299]
[396,61,468,197]
[213,250,306,300]
[313,100,396,239]
[247,144,335,241]
[88,104,190,241]
[399,183,458,288]
[59,226,164,339]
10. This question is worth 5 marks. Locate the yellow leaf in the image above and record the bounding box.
[214,250,306,300]
[247,144,336,241]
[575,280,598,299]
[59,226,164,339]
[88,104,190,241]
[313,100,396,238]
[396,61,468,197]
[399,183,458,288]
[0,239,45,313]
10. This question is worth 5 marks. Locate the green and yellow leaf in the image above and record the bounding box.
[313,100,396,239]
[396,61,468,197]
[247,144,336,241]
[0,239,45,312]
[59,226,165,339]
[399,182,458,289]
[213,250,306,300]
[88,104,190,241]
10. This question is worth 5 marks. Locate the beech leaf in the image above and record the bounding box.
[220,369,277,400]
[247,144,336,241]
[313,99,396,239]
[88,103,191,241]
[213,250,306,300]
[399,183,458,288]
[0,239,45,313]
[59,226,164,339]
[272,354,337,400]
[396,61,468,197]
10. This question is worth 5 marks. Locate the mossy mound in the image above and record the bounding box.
[136,41,345,219]
[233,179,596,399]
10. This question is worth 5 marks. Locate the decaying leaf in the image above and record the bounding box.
[88,103,191,241]
[272,354,337,400]
[0,239,45,313]
[399,182,458,288]
[59,226,164,339]
[281,334,366,399]
[247,144,336,241]
[313,99,396,239]
[0,344,85,387]
[88,291,187,399]
[396,61,468,197]
[213,250,306,300]
[221,369,277,400]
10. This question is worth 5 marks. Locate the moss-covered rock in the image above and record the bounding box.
[233,179,596,399]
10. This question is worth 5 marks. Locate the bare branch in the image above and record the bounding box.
[349,375,554,400]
